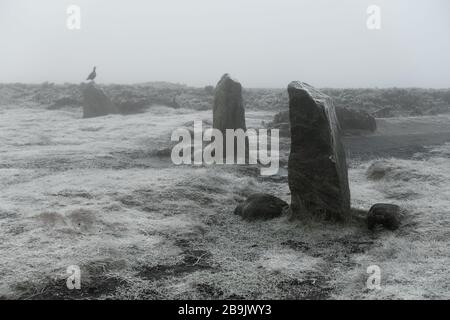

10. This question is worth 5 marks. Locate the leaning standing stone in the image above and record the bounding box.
[287,82,351,221]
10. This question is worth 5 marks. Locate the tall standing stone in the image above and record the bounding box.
[213,74,246,132]
[213,74,247,159]
[81,82,118,118]
[287,82,351,221]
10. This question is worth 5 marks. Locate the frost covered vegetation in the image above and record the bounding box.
[1,83,449,116]
[0,83,449,299]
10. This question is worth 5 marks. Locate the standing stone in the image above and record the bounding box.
[287,82,351,221]
[81,83,118,118]
[213,74,246,132]
[213,74,247,159]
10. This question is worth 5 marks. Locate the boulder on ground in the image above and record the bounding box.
[234,193,288,221]
[267,110,290,137]
[114,96,150,114]
[335,106,377,132]
[366,160,396,180]
[204,85,215,95]
[287,82,351,221]
[268,106,376,137]
[367,203,402,230]
[272,110,289,124]
[81,83,118,118]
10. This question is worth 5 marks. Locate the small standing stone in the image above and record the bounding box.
[81,82,118,118]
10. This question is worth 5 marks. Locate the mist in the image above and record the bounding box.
[0,0,449,87]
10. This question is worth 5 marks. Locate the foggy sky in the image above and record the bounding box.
[1,0,449,88]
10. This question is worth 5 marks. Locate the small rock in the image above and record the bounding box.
[367,203,402,231]
[234,193,288,221]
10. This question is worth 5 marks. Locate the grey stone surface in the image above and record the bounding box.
[287,82,351,220]
[81,83,118,118]
[213,74,246,133]
[367,203,402,230]
[234,193,288,221]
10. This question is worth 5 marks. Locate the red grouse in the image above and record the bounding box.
[86,66,97,81]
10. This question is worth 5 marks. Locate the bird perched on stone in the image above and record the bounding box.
[86,66,97,81]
